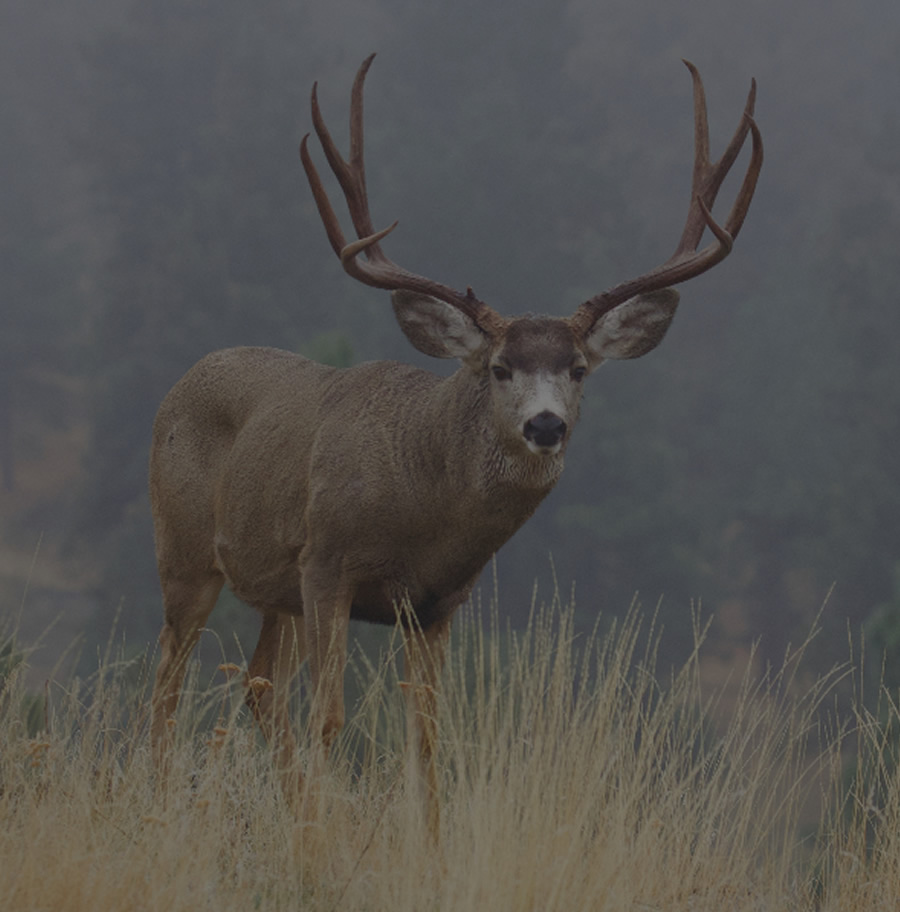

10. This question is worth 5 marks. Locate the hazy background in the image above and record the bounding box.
[2,0,899,683]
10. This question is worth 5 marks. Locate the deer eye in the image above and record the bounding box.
[570,366,587,382]
[491,364,513,382]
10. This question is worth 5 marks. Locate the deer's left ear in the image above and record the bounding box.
[584,289,680,364]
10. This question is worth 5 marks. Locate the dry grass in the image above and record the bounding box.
[0,600,896,911]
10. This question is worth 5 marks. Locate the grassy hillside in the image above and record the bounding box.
[1,602,897,911]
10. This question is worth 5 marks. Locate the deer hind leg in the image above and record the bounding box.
[403,615,451,842]
[150,573,224,776]
[244,612,306,796]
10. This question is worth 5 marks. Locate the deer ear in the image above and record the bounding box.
[392,290,487,360]
[585,288,680,363]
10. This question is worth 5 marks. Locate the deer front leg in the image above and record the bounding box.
[244,612,306,797]
[403,615,451,842]
[301,564,352,757]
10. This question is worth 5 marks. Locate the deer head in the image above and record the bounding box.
[300,54,762,462]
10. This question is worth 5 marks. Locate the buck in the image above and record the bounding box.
[149,55,762,832]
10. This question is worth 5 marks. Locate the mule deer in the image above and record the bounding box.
[149,55,762,833]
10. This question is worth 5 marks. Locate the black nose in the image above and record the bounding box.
[523,410,567,448]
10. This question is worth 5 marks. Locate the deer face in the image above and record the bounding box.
[392,288,680,457]
[487,318,586,456]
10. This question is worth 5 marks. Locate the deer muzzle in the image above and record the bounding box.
[523,410,567,452]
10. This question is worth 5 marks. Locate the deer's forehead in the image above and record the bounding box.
[497,318,580,373]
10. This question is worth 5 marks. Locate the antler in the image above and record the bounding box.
[569,61,763,336]
[300,54,507,336]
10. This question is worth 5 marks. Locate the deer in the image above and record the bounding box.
[148,54,762,836]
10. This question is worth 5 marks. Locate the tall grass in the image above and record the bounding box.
[0,599,896,911]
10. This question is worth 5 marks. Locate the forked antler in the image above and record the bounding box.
[301,56,763,340]
[300,54,507,336]
[568,60,763,335]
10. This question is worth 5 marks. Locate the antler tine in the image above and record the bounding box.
[300,133,348,259]
[721,108,762,241]
[308,53,379,245]
[570,64,763,336]
[348,54,374,233]
[674,62,756,257]
[300,56,506,334]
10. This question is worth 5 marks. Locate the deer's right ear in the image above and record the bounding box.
[392,290,488,361]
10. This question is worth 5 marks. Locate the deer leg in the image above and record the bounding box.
[403,614,451,842]
[150,573,224,775]
[301,567,352,755]
[244,612,306,794]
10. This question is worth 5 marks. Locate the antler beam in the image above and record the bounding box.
[569,61,763,335]
[300,54,506,335]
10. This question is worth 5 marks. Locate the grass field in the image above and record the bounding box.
[1,601,899,911]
